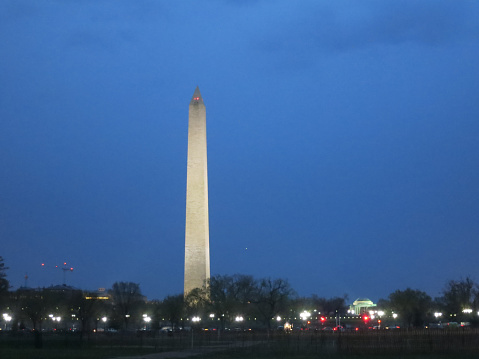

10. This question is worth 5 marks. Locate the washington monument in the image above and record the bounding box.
[184,87,210,295]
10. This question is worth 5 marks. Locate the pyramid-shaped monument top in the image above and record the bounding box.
[190,86,204,104]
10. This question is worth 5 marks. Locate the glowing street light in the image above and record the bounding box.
[101,316,108,323]
[392,313,398,319]
[300,311,311,321]
[276,316,282,322]
[3,313,12,330]
[434,312,442,318]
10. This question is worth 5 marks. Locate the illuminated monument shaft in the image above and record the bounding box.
[184,87,210,294]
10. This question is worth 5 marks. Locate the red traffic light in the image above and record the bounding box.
[320,316,326,322]
[362,315,370,322]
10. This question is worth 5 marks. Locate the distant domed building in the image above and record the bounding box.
[350,298,377,314]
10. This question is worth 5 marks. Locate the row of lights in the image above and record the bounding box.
[4,309,479,327]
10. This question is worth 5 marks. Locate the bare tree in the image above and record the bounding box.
[109,282,144,329]
[441,277,476,316]
[161,294,185,330]
[0,256,9,295]
[253,277,295,332]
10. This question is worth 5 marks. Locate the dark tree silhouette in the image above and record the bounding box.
[161,294,185,330]
[0,256,9,294]
[253,277,295,332]
[109,282,144,329]
[387,288,432,328]
[440,277,477,316]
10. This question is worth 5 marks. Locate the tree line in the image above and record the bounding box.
[1,256,478,333]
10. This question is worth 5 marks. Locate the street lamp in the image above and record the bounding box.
[143,314,151,330]
[2,313,12,330]
[101,316,108,331]
[300,311,311,321]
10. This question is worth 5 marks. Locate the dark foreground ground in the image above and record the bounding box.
[1,329,479,359]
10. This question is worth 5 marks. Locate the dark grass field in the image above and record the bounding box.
[2,329,479,359]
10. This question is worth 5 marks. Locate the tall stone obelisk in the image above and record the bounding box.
[184,86,210,295]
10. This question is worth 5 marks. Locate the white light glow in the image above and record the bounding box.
[300,311,311,320]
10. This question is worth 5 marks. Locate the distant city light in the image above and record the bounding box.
[235,316,244,322]
[434,312,442,318]
[392,313,398,319]
[463,308,473,314]
[192,316,201,322]
[101,317,107,322]
[209,314,215,318]
[300,311,311,320]
[276,316,282,322]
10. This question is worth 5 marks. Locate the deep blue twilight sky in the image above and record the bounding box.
[1,1,479,303]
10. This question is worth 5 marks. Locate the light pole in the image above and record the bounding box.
[143,314,152,330]
[191,316,201,349]
[3,313,12,330]
[102,316,108,331]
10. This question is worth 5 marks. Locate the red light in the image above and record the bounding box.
[64,262,67,265]
[320,316,326,322]
[194,97,200,100]
[70,267,74,271]
[41,263,45,266]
